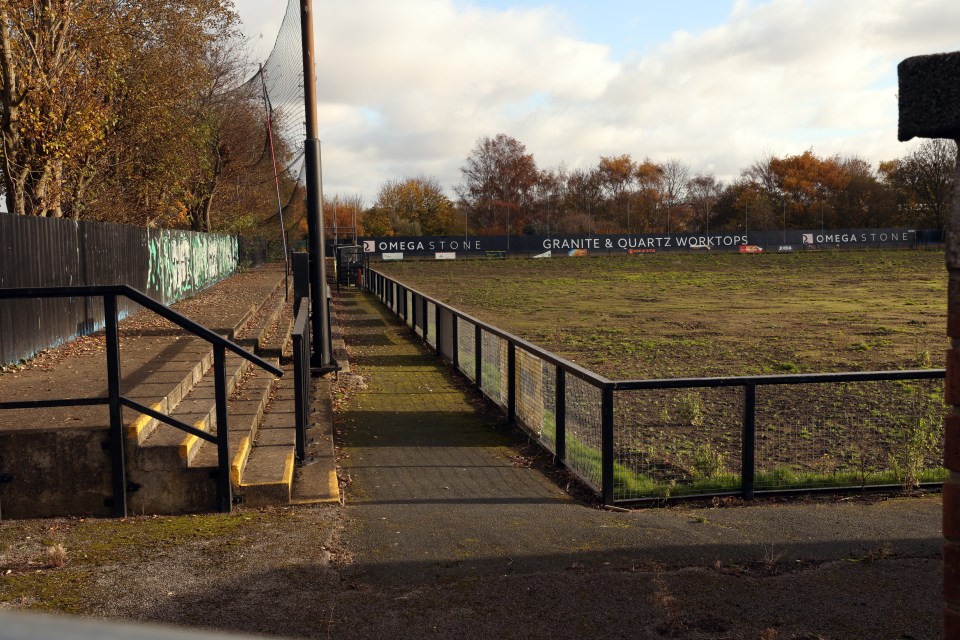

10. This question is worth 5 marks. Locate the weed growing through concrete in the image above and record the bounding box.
[45,544,68,568]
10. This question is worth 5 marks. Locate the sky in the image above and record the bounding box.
[231,0,960,203]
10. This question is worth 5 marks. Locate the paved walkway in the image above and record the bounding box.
[333,287,943,640]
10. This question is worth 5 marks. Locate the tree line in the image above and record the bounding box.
[0,0,301,238]
[3,4,953,242]
[364,134,957,238]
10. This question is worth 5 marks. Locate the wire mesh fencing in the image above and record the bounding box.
[613,387,743,501]
[564,373,605,492]
[514,347,557,449]
[457,317,477,383]
[426,301,437,349]
[752,378,944,492]
[480,328,507,408]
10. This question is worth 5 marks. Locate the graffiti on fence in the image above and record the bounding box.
[147,230,237,303]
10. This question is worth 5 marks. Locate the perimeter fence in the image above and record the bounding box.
[365,268,946,505]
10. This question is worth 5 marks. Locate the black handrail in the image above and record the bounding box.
[0,284,283,516]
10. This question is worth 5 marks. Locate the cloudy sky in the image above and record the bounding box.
[231,0,960,203]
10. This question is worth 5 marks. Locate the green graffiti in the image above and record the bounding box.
[147,230,237,304]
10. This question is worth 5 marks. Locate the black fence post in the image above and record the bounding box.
[507,343,516,422]
[214,345,232,513]
[555,368,566,464]
[292,308,308,462]
[104,294,127,518]
[742,382,757,500]
[601,385,615,505]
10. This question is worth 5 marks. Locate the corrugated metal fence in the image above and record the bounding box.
[0,215,240,366]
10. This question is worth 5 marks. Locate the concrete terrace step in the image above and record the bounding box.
[190,368,277,481]
[127,363,277,514]
[237,373,297,506]
[130,353,247,471]
[258,294,294,360]
[122,337,213,446]
[236,278,289,355]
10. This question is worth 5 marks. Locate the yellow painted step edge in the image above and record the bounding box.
[125,401,166,439]
[178,418,209,460]
[231,435,252,487]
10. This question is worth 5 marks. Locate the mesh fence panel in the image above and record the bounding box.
[405,290,413,328]
[753,378,944,491]
[457,317,476,382]
[613,387,743,501]
[564,374,604,491]
[426,301,437,348]
[480,329,506,407]
[514,348,555,445]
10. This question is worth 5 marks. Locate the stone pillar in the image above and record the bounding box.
[898,51,960,639]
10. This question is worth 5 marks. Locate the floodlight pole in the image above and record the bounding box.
[301,0,331,368]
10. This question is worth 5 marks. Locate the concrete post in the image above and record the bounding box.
[898,51,960,639]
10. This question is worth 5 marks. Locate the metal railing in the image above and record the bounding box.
[365,269,946,505]
[0,285,283,516]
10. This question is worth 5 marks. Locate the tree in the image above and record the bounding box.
[597,154,636,232]
[888,139,957,231]
[0,1,129,217]
[563,166,603,233]
[456,134,538,234]
[0,0,280,235]
[634,159,665,232]
[686,173,722,235]
[528,165,565,235]
[661,159,690,234]
[370,176,457,236]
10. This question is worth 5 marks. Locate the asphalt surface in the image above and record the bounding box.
[331,287,943,640]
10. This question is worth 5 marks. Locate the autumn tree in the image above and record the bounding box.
[326,193,365,243]
[457,134,538,234]
[0,0,285,236]
[0,1,131,217]
[527,166,565,235]
[597,154,636,232]
[634,159,665,232]
[369,176,457,236]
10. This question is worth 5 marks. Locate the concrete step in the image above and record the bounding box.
[236,280,288,355]
[232,273,287,344]
[258,295,294,360]
[236,371,297,507]
[123,339,213,446]
[126,361,277,514]
[130,353,247,472]
[190,368,277,486]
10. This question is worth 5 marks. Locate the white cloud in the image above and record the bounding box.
[232,0,960,201]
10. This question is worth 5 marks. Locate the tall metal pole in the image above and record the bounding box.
[301,0,331,368]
